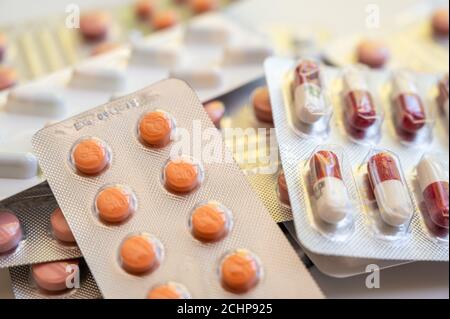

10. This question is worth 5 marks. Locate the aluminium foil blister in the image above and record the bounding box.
[9,258,102,299]
[0,182,81,269]
[0,12,271,201]
[265,56,449,261]
[32,79,323,299]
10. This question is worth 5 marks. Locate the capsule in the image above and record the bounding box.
[437,74,449,121]
[293,61,327,124]
[310,151,352,224]
[367,152,413,227]
[392,72,426,134]
[417,154,449,229]
[343,68,377,131]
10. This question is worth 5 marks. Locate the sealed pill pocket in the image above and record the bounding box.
[32,79,323,299]
[0,182,81,269]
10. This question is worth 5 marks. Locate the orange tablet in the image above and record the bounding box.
[251,86,273,123]
[119,234,161,275]
[71,138,109,175]
[135,0,155,20]
[147,283,189,299]
[151,10,179,30]
[190,0,218,14]
[220,250,260,294]
[0,66,17,91]
[164,158,202,194]
[190,203,231,242]
[95,186,133,223]
[139,111,173,147]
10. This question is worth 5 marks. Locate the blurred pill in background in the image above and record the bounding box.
[251,86,273,123]
[0,210,23,254]
[151,10,179,30]
[204,100,225,128]
[135,0,155,21]
[79,11,112,42]
[0,33,7,62]
[356,39,390,69]
[50,208,76,244]
[189,0,219,14]
[0,66,17,91]
[431,8,449,38]
[90,42,120,56]
[31,259,80,292]
[278,171,290,206]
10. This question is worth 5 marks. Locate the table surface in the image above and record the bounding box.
[1,0,449,299]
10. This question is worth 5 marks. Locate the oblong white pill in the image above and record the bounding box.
[294,83,327,124]
[314,177,351,224]
[70,66,126,91]
[0,152,39,179]
[185,24,230,45]
[130,43,179,67]
[222,44,273,65]
[170,67,222,89]
[373,180,413,227]
[5,87,66,117]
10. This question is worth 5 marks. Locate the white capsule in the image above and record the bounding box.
[417,154,448,193]
[5,87,66,117]
[0,152,39,179]
[313,177,351,224]
[373,180,412,227]
[185,23,230,45]
[294,83,327,124]
[129,43,179,67]
[392,70,418,99]
[222,44,273,65]
[343,67,369,93]
[70,65,126,91]
[170,67,222,89]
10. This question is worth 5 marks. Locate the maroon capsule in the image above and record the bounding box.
[394,93,426,134]
[311,151,343,181]
[294,60,321,87]
[423,182,449,229]
[345,90,377,130]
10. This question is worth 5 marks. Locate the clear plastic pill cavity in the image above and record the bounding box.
[162,155,204,195]
[69,137,111,176]
[137,110,177,148]
[390,70,434,146]
[414,152,449,242]
[93,184,137,225]
[359,149,415,241]
[341,65,383,144]
[285,59,332,139]
[301,145,356,240]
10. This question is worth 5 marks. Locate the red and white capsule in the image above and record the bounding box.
[343,67,377,131]
[367,152,413,227]
[392,71,426,134]
[294,60,327,124]
[417,154,449,229]
[310,150,352,224]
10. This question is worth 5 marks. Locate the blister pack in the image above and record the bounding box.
[32,79,323,299]
[0,12,271,201]
[265,56,449,261]
[9,258,102,299]
[0,182,81,269]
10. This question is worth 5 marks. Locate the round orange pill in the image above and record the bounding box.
[356,39,390,69]
[71,138,109,175]
[139,111,173,147]
[220,250,261,294]
[0,66,17,91]
[164,157,202,194]
[147,282,190,299]
[80,11,111,42]
[151,10,179,30]
[95,186,134,223]
[119,234,162,275]
[190,202,231,242]
[190,0,218,14]
[135,0,155,20]
[251,86,273,123]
